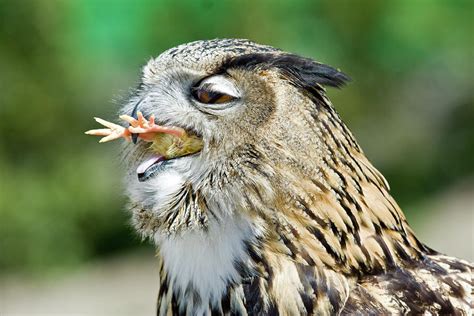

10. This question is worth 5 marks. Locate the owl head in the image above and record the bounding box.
[122,39,353,238]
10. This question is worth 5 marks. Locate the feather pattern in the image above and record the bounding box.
[117,39,473,315]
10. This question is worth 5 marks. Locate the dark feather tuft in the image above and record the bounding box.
[220,53,351,89]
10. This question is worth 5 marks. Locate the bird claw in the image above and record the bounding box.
[85,111,185,143]
[85,117,131,143]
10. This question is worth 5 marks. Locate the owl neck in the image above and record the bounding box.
[266,99,430,274]
[154,212,352,315]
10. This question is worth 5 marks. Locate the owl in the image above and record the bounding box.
[88,39,472,315]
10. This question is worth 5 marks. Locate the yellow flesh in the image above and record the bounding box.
[149,132,203,159]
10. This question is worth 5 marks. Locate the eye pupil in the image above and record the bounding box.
[192,88,234,104]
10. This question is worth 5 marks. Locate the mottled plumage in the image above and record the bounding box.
[114,39,473,315]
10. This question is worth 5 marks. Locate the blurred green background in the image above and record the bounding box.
[1,0,472,283]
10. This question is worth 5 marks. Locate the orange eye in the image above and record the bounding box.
[192,88,235,104]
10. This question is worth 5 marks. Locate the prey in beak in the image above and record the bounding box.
[85,112,203,181]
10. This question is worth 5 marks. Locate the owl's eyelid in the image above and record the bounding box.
[197,74,240,99]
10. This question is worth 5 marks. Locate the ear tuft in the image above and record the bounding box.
[221,53,350,89]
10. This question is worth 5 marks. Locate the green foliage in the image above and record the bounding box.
[0,0,472,275]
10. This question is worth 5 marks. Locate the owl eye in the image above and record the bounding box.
[191,75,239,105]
[192,88,235,104]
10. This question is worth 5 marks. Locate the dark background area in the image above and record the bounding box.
[0,0,472,279]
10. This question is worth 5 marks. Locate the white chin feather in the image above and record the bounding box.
[127,167,186,211]
[154,215,254,312]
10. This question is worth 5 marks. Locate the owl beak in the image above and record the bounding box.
[131,132,139,144]
[130,97,145,144]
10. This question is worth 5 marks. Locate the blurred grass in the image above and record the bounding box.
[0,0,472,275]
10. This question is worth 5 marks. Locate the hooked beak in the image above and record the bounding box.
[130,97,146,144]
